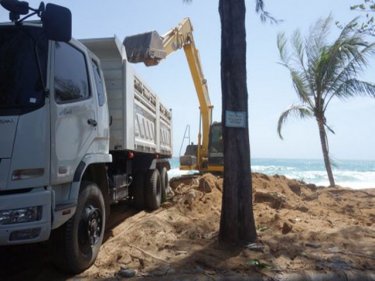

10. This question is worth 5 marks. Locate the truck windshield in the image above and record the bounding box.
[0,26,48,115]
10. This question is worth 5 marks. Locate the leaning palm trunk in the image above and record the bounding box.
[316,117,335,186]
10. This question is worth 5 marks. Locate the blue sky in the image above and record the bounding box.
[1,0,374,160]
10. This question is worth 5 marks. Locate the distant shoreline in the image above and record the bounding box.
[169,157,375,189]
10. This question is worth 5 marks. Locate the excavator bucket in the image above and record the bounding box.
[123,31,166,66]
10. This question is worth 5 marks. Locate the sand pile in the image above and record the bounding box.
[1,173,373,280]
[77,173,375,280]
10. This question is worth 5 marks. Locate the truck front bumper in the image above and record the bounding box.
[0,188,52,245]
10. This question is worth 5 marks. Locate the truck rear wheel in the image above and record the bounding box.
[160,167,168,203]
[144,169,161,210]
[52,181,105,274]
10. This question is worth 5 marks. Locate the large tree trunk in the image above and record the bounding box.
[317,117,335,187]
[218,0,257,244]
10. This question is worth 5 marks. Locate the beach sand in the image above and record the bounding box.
[1,173,374,280]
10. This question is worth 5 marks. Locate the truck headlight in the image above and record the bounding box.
[0,206,42,225]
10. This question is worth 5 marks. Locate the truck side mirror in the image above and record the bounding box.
[42,3,72,42]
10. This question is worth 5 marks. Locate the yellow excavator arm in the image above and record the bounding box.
[161,18,213,168]
[124,18,221,172]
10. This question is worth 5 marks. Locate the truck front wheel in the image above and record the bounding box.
[52,181,105,273]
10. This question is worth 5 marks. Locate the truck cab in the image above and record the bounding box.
[0,2,171,274]
[0,18,111,252]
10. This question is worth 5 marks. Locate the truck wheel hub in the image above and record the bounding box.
[85,205,102,246]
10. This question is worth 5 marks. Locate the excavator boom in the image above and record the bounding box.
[124,18,222,173]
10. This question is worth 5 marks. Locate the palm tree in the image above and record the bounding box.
[277,16,375,187]
[218,0,257,244]
[183,0,271,243]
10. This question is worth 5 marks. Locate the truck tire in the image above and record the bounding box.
[129,173,145,210]
[160,167,168,203]
[144,169,161,210]
[52,181,105,274]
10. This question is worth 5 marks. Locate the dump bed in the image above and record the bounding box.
[80,37,172,156]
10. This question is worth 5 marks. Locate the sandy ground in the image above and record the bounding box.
[0,173,374,280]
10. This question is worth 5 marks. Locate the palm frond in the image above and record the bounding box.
[304,17,337,97]
[325,38,370,83]
[291,31,317,101]
[324,41,375,100]
[312,16,332,49]
[255,0,264,11]
[306,16,332,66]
[277,105,313,139]
[289,70,313,104]
[277,33,314,107]
[335,79,375,98]
[256,0,279,23]
[325,123,335,134]
[338,17,362,42]
[277,32,289,64]
[324,79,375,111]
[291,30,305,68]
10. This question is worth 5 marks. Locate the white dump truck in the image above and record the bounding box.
[0,1,172,273]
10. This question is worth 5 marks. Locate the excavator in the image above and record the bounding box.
[124,18,223,173]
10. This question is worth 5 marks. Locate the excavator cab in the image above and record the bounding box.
[207,123,224,172]
[180,122,223,172]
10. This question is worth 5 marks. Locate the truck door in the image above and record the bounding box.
[90,58,110,149]
[50,41,97,184]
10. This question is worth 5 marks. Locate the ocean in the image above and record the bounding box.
[168,157,375,189]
